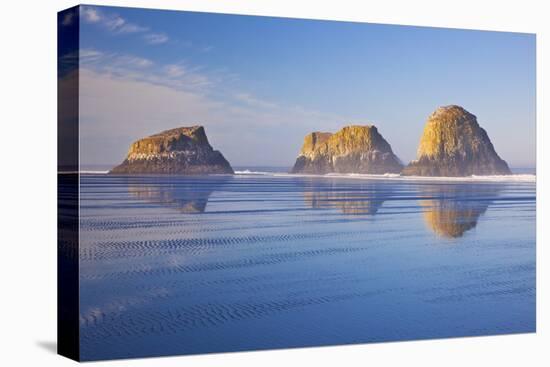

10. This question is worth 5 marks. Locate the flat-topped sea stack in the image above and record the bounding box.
[402,105,511,177]
[110,126,234,174]
[291,125,403,174]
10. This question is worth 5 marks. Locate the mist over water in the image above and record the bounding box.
[78,174,535,360]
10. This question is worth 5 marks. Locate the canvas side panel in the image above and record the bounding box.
[57,6,80,362]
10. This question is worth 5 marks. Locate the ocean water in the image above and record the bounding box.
[78,173,536,361]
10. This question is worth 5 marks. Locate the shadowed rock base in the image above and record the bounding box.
[402,156,511,177]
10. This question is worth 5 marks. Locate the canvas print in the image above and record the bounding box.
[58,5,536,361]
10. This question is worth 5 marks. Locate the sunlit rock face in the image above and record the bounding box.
[110,126,234,174]
[402,106,511,177]
[291,125,403,174]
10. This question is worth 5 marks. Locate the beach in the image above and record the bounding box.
[78,172,536,360]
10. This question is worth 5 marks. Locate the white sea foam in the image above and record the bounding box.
[80,169,535,182]
[234,170,272,175]
[324,173,536,182]
[59,170,108,174]
[80,170,110,174]
[264,172,535,183]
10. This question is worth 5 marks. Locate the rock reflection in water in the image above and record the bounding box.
[304,181,390,215]
[126,176,232,213]
[419,184,497,238]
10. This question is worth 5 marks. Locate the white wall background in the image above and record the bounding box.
[0,0,547,366]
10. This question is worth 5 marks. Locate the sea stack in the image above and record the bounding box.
[291,125,403,174]
[110,126,234,174]
[402,105,511,176]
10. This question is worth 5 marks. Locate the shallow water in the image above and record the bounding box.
[78,174,535,361]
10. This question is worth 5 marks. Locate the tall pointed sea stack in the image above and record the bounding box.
[291,125,403,174]
[110,126,234,174]
[402,106,511,176]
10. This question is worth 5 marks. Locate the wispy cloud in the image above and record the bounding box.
[81,6,102,23]
[78,48,153,69]
[80,6,148,34]
[74,48,355,166]
[164,64,186,77]
[78,6,196,49]
[78,49,213,92]
[59,48,104,75]
[80,48,104,62]
[144,33,169,45]
[234,93,278,109]
[114,55,154,68]
[108,18,148,34]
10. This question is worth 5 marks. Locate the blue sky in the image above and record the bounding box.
[63,5,536,167]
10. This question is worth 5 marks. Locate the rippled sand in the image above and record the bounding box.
[78,174,535,361]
